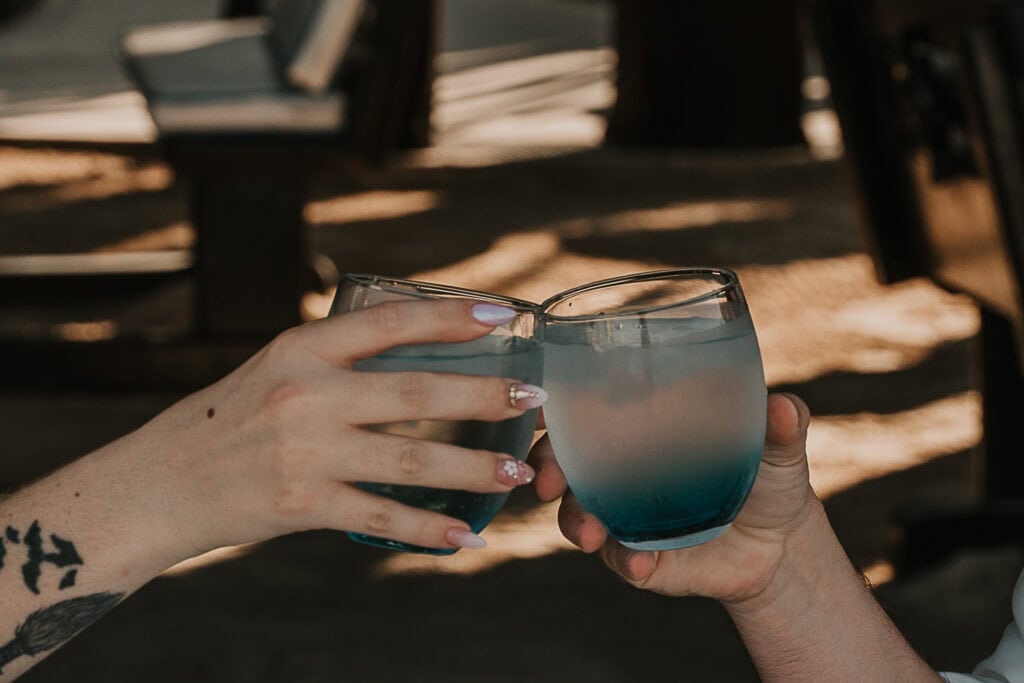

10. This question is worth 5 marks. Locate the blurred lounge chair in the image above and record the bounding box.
[120,0,435,337]
[122,0,360,138]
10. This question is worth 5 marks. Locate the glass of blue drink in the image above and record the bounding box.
[330,274,543,555]
[540,268,766,551]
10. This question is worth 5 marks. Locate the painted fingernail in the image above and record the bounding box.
[508,383,548,410]
[497,458,535,486]
[472,303,518,326]
[446,528,487,550]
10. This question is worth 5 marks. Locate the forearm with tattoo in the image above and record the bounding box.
[0,520,124,677]
[0,592,124,674]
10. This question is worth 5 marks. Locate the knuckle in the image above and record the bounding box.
[263,380,311,419]
[367,302,407,336]
[486,378,515,417]
[397,441,428,477]
[364,500,395,535]
[266,326,305,359]
[395,374,432,411]
[413,517,438,546]
[270,473,317,519]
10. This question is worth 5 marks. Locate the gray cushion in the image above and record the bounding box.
[122,18,283,97]
[120,1,365,134]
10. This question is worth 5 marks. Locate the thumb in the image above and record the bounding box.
[762,393,810,468]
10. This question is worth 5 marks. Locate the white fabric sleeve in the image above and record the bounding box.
[940,570,1024,683]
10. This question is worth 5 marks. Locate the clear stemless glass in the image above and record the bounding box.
[330,274,543,555]
[540,268,767,551]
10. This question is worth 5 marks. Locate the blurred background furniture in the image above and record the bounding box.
[607,0,805,147]
[812,0,1024,572]
[0,0,437,389]
[121,0,436,337]
[0,0,41,25]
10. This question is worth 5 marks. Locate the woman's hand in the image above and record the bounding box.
[142,299,545,559]
[528,393,815,605]
[0,298,548,681]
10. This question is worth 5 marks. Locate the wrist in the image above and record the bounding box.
[119,391,227,562]
[724,493,841,618]
[720,495,940,682]
[76,426,202,576]
[0,433,195,599]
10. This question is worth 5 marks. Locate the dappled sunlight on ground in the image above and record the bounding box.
[51,318,119,342]
[551,198,798,237]
[434,48,615,147]
[100,221,194,252]
[0,147,141,191]
[740,255,979,386]
[807,392,981,499]
[305,190,443,226]
[8,163,173,212]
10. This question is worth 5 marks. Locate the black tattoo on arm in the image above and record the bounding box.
[58,570,77,590]
[21,522,83,595]
[0,528,16,574]
[0,592,124,674]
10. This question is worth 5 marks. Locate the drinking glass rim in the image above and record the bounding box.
[342,273,539,312]
[540,267,740,322]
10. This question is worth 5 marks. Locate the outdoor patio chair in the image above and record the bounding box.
[122,0,361,137]
[120,0,435,337]
[812,0,1024,572]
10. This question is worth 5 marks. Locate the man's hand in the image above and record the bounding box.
[528,393,814,604]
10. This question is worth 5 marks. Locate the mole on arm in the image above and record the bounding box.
[207,408,216,419]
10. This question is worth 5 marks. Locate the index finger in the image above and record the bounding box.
[526,432,567,502]
[299,299,522,365]
[557,491,608,553]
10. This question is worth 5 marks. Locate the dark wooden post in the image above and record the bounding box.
[978,308,1024,501]
[607,0,805,147]
[170,142,325,339]
[222,0,262,18]
[346,0,438,160]
[398,0,438,149]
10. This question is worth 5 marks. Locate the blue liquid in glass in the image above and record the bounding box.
[543,314,766,550]
[573,447,762,547]
[350,335,543,555]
